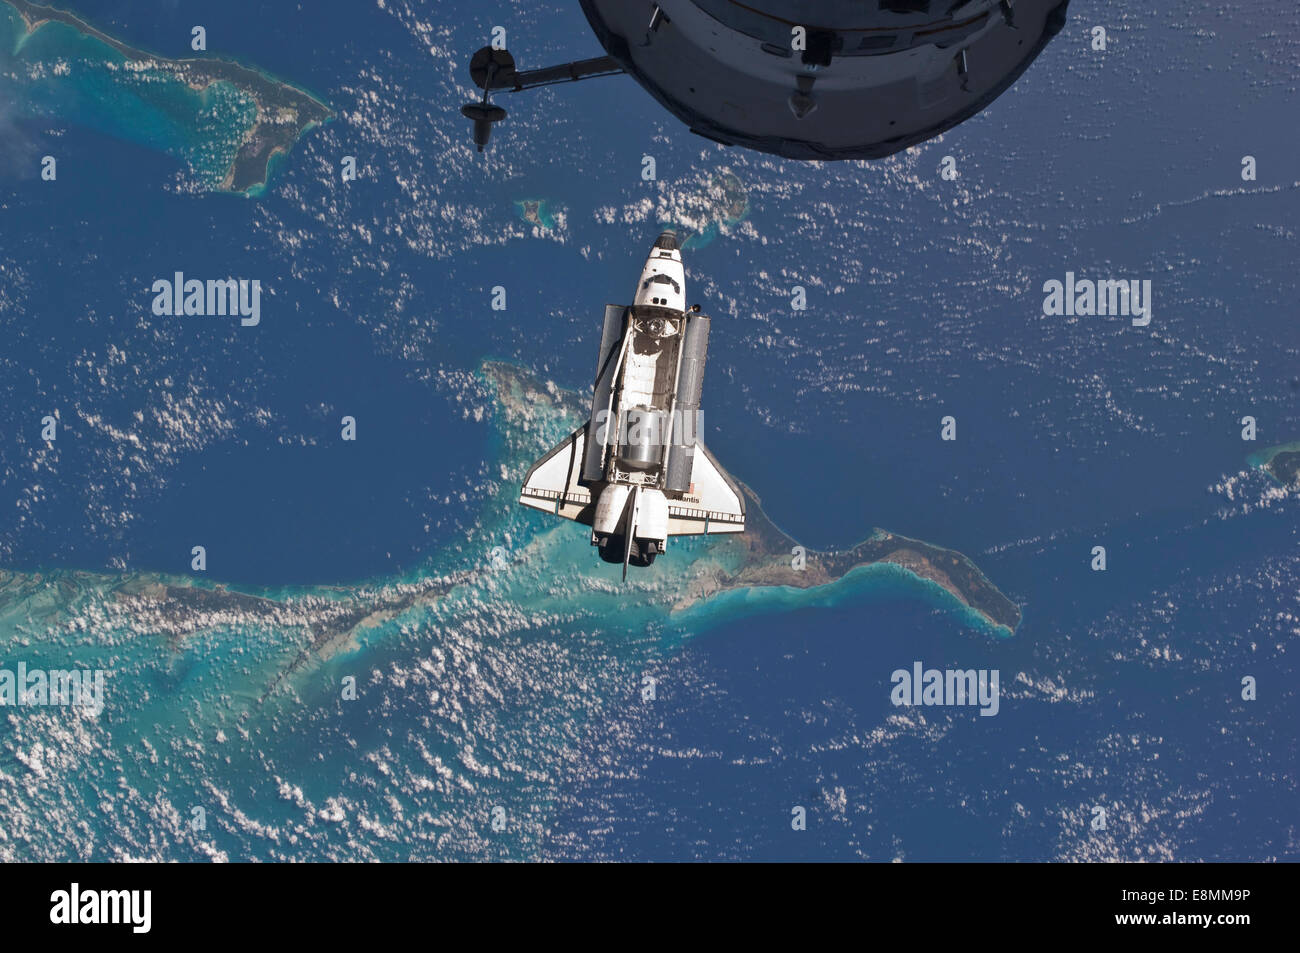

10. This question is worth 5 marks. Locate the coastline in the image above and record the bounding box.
[5,0,333,193]
[1248,440,1300,487]
[0,357,1023,686]
[481,359,1021,634]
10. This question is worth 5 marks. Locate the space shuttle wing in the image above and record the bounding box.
[520,425,595,524]
[666,441,746,536]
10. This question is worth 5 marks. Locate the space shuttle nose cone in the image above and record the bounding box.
[653,231,680,251]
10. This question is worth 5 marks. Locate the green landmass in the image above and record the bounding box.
[7,0,332,193]
[485,361,1020,633]
[664,170,750,250]
[516,198,557,230]
[1250,441,1300,487]
[0,360,1020,683]
[713,171,749,224]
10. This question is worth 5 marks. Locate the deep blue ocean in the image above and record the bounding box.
[0,0,1295,861]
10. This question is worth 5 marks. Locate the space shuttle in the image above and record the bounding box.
[519,232,745,576]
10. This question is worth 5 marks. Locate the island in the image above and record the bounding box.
[0,359,1020,692]
[483,360,1020,634]
[1250,441,1300,487]
[515,198,558,231]
[664,170,751,250]
[6,0,333,193]
[684,492,1021,632]
[713,171,749,225]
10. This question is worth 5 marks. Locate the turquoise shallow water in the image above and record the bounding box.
[674,559,1012,641]
[4,6,262,189]
[0,362,1012,861]
[0,0,1294,862]
[1246,441,1300,472]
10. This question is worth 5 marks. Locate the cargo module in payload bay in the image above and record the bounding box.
[519,233,745,578]
[463,0,1069,159]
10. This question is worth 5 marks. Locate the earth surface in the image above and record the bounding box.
[0,0,1295,861]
